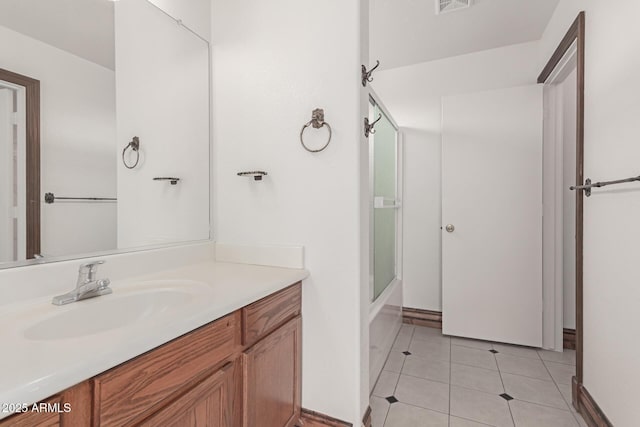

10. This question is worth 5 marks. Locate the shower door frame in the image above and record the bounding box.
[368,89,403,303]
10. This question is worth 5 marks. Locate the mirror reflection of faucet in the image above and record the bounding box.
[51,260,112,306]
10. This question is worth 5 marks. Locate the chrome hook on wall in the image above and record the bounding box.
[364,114,382,138]
[361,60,380,87]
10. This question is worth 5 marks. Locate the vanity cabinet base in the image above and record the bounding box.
[0,282,302,427]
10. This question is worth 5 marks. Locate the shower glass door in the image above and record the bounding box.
[370,99,399,301]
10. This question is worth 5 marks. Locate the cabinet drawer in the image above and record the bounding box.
[242,283,301,346]
[94,311,240,427]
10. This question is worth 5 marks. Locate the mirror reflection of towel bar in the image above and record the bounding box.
[44,192,117,204]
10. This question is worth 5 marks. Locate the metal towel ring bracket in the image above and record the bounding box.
[122,136,140,169]
[300,108,332,153]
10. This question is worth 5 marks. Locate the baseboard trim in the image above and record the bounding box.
[298,409,353,427]
[573,377,613,427]
[563,328,576,350]
[402,307,442,329]
[362,406,372,427]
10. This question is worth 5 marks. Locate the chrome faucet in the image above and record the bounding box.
[52,260,112,306]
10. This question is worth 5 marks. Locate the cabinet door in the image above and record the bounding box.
[138,361,236,427]
[243,316,301,427]
[0,411,59,427]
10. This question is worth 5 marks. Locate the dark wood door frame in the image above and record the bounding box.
[0,68,40,259]
[537,11,585,408]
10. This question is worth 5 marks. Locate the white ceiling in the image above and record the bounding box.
[370,0,560,70]
[0,0,115,70]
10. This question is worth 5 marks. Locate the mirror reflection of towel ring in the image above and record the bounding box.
[300,108,332,153]
[122,136,140,169]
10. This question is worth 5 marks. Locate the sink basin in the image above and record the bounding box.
[23,280,210,341]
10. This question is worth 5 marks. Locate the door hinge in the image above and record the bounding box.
[11,112,18,125]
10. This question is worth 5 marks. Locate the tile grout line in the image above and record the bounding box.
[538,350,580,426]
[493,343,517,427]
[537,348,577,367]
[383,397,452,417]
[450,415,495,427]
[448,333,452,427]
[388,370,449,385]
[381,324,411,427]
[383,324,416,427]
[438,378,577,410]
[447,360,499,373]
[539,351,585,425]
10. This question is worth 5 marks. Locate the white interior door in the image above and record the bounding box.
[442,85,543,347]
[0,87,14,262]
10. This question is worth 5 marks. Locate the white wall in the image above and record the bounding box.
[115,0,210,249]
[373,42,540,311]
[540,2,640,425]
[211,0,364,423]
[359,0,372,419]
[0,25,116,259]
[147,0,211,42]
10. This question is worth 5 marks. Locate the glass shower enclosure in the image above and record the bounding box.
[370,98,400,302]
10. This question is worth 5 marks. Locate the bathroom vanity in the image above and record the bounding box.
[0,259,306,427]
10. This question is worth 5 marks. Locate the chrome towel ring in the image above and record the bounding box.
[300,108,332,153]
[122,136,140,169]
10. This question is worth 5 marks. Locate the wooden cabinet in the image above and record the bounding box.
[1,282,302,427]
[93,312,240,427]
[0,396,62,427]
[243,316,301,427]
[242,283,301,347]
[138,361,237,427]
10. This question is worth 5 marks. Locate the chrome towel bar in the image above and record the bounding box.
[570,175,640,197]
[44,192,117,204]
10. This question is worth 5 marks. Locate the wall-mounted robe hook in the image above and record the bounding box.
[364,114,382,138]
[361,60,380,87]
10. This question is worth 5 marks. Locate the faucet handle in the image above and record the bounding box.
[78,260,106,281]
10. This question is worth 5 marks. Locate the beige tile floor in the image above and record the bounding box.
[370,324,588,427]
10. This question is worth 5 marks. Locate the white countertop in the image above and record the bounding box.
[0,261,308,420]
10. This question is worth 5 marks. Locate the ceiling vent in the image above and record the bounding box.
[436,0,472,15]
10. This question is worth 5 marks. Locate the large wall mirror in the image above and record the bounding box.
[0,0,210,269]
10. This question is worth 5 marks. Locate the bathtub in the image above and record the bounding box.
[369,278,403,392]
